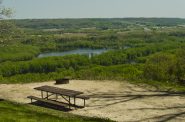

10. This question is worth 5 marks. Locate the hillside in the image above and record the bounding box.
[0,100,112,122]
[13,18,185,29]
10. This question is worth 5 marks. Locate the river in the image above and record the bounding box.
[37,49,109,58]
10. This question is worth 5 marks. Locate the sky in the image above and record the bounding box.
[2,0,185,19]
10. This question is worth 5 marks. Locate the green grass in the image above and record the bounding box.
[0,100,113,122]
[0,45,40,62]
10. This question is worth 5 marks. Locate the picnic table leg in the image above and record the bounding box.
[84,99,85,107]
[69,96,71,109]
[74,97,76,109]
[46,92,48,100]
[41,91,43,98]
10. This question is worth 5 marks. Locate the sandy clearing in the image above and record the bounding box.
[0,80,185,122]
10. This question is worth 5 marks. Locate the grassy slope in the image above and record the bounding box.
[0,100,113,122]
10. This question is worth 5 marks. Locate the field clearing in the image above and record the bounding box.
[0,80,185,122]
[55,33,88,38]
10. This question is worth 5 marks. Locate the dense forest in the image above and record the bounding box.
[13,18,185,29]
[0,18,185,90]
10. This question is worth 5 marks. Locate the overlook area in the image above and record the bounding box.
[1,0,185,120]
[1,18,185,122]
[0,0,185,122]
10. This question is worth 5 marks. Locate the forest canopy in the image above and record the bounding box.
[0,18,185,91]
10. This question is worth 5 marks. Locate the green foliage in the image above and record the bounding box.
[0,21,16,36]
[0,1,13,18]
[76,64,143,81]
[0,55,90,77]
[92,50,126,66]
[14,18,129,29]
[0,45,40,62]
[144,53,177,81]
[176,49,185,82]
[144,49,185,83]
[14,18,185,29]
[0,64,143,83]
[0,18,185,91]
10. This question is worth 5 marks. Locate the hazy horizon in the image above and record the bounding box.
[9,17,185,20]
[3,0,185,19]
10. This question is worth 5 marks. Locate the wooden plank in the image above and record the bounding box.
[34,85,83,97]
[75,95,90,107]
[61,95,70,103]
[76,95,90,100]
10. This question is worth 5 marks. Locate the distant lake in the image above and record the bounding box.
[38,49,109,58]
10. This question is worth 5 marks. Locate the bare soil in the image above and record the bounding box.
[0,80,185,122]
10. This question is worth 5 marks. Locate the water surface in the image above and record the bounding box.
[38,49,108,58]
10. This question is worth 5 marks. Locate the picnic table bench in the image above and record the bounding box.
[27,96,69,107]
[76,95,90,107]
[27,85,90,109]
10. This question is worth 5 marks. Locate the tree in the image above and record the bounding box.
[0,0,21,44]
[176,48,185,82]
[144,53,177,81]
[0,0,13,19]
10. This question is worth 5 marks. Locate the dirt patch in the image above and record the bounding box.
[0,80,185,122]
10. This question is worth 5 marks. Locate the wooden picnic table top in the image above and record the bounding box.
[34,85,83,97]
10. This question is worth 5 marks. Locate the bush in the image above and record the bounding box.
[144,53,177,81]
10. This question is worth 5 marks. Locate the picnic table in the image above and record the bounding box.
[27,85,89,109]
